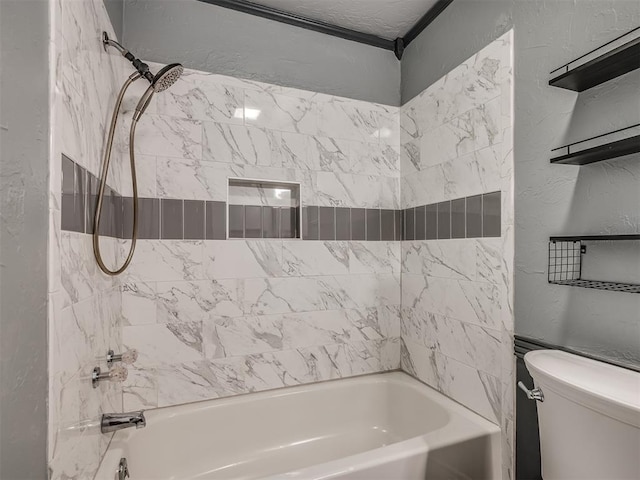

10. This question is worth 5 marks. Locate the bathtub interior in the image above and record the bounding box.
[101,373,499,480]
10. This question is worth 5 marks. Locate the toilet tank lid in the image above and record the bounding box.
[524,350,640,427]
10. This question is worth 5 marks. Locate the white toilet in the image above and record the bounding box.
[523,349,640,479]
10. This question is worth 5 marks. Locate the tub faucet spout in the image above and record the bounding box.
[101,411,146,434]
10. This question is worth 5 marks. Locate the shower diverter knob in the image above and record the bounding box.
[92,365,128,388]
[107,349,138,365]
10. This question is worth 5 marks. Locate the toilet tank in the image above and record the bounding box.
[524,350,640,480]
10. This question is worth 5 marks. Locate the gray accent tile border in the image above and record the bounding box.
[451,198,466,239]
[404,208,415,241]
[61,156,501,242]
[161,199,184,240]
[206,201,226,240]
[394,210,403,241]
[319,207,336,241]
[184,200,205,240]
[261,206,278,239]
[302,206,319,240]
[381,210,395,241]
[304,206,399,242]
[244,205,263,238]
[60,155,229,241]
[366,209,381,241]
[401,191,501,241]
[230,205,300,239]
[281,207,297,239]
[425,204,437,240]
[335,208,350,240]
[466,195,482,238]
[414,205,426,241]
[437,201,451,240]
[303,206,400,242]
[350,208,366,241]
[228,205,245,239]
[482,191,501,238]
[227,204,404,241]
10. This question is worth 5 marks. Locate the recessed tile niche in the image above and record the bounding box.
[228,179,301,239]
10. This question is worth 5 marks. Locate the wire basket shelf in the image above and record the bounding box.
[548,239,640,294]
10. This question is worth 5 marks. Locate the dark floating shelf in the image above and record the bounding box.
[550,234,640,242]
[549,36,640,92]
[549,279,640,294]
[550,134,640,165]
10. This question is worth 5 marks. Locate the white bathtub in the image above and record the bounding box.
[96,372,500,479]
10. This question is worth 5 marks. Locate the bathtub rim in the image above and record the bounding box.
[114,370,500,426]
[97,371,501,479]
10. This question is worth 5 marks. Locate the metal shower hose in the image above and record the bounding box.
[93,72,141,276]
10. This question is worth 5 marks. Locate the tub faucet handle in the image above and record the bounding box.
[92,365,128,388]
[107,348,138,365]
[518,381,544,402]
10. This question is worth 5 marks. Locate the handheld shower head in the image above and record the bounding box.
[96,33,185,276]
[152,63,183,92]
[133,63,184,121]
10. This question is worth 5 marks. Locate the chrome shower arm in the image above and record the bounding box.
[102,31,128,55]
[102,31,154,83]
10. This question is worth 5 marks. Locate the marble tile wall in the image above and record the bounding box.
[47,0,142,477]
[119,63,402,410]
[399,31,515,479]
[48,4,513,477]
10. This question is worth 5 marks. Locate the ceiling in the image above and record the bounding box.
[239,0,441,40]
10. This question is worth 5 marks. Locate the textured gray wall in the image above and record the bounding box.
[104,0,125,40]
[119,0,401,105]
[0,0,50,477]
[402,0,640,367]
